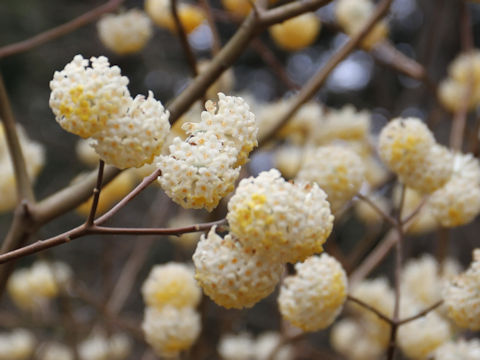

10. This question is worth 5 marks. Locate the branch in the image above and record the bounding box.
[347,295,393,325]
[356,193,397,227]
[166,0,334,123]
[0,0,125,58]
[0,219,226,265]
[258,0,394,146]
[86,160,105,226]
[0,73,34,202]
[396,301,443,326]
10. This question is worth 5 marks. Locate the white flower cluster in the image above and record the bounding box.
[0,124,45,212]
[141,263,201,357]
[78,332,131,360]
[439,51,480,112]
[37,342,73,360]
[227,169,334,264]
[158,93,258,211]
[194,169,334,309]
[50,55,170,169]
[379,117,453,194]
[429,153,480,227]
[335,0,389,49]
[443,248,480,330]
[7,261,72,311]
[218,332,294,360]
[97,9,152,55]
[434,338,480,360]
[0,329,35,360]
[278,254,347,331]
[193,226,284,309]
[297,145,365,213]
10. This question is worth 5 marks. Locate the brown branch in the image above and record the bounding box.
[171,0,199,77]
[356,193,397,227]
[0,219,226,265]
[258,0,394,146]
[0,0,125,58]
[396,301,443,326]
[347,295,393,325]
[0,73,34,202]
[166,0,334,123]
[401,196,428,226]
[86,160,105,226]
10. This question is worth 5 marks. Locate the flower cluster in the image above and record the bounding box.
[141,263,201,357]
[335,0,389,49]
[158,93,258,211]
[438,50,480,112]
[0,124,45,213]
[0,329,35,360]
[269,13,321,51]
[297,145,365,213]
[443,249,480,330]
[379,117,453,194]
[278,254,347,331]
[50,55,170,169]
[7,261,72,311]
[218,332,294,360]
[434,338,480,360]
[78,332,131,360]
[145,0,205,34]
[37,343,73,360]
[97,9,152,54]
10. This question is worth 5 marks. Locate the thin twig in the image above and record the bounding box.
[356,193,397,227]
[396,300,443,326]
[347,295,393,325]
[0,0,125,58]
[86,160,105,226]
[401,196,428,226]
[171,0,199,77]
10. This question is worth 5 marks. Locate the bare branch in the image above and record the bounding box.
[86,160,105,226]
[347,295,393,325]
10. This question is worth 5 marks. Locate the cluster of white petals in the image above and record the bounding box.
[97,9,152,55]
[429,152,480,227]
[142,306,201,358]
[91,91,170,169]
[297,145,365,213]
[158,93,257,211]
[0,329,35,360]
[278,254,347,331]
[7,261,72,311]
[379,117,453,194]
[218,332,293,360]
[434,339,480,360]
[227,169,334,263]
[443,249,480,330]
[50,55,170,168]
[193,226,284,309]
[78,332,131,360]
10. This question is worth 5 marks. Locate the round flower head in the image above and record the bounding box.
[158,132,240,211]
[227,169,334,263]
[330,318,385,360]
[142,306,201,358]
[91,91,170,169]
[0,329,35,360]
[429,153,480,227]
[218,333,255,360]
[38,342,74,360]
[443,249,480,330]
[269,13,321,51]
[313,105,371,145]
[449,50,480,84]
[78,332,131,360]
[438,78,479,112]
[398,304,452,360]
[141,262,201,309]
[49,55,131,138]
[184,93,258,167]
[434,338,480,360]
[278,254,347,331]
[97,9,152,55]
[145,0,205,33]
[193,227,284,309]
[297,145,365,213]
[255,332,294,360]
[335,0,388,49]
